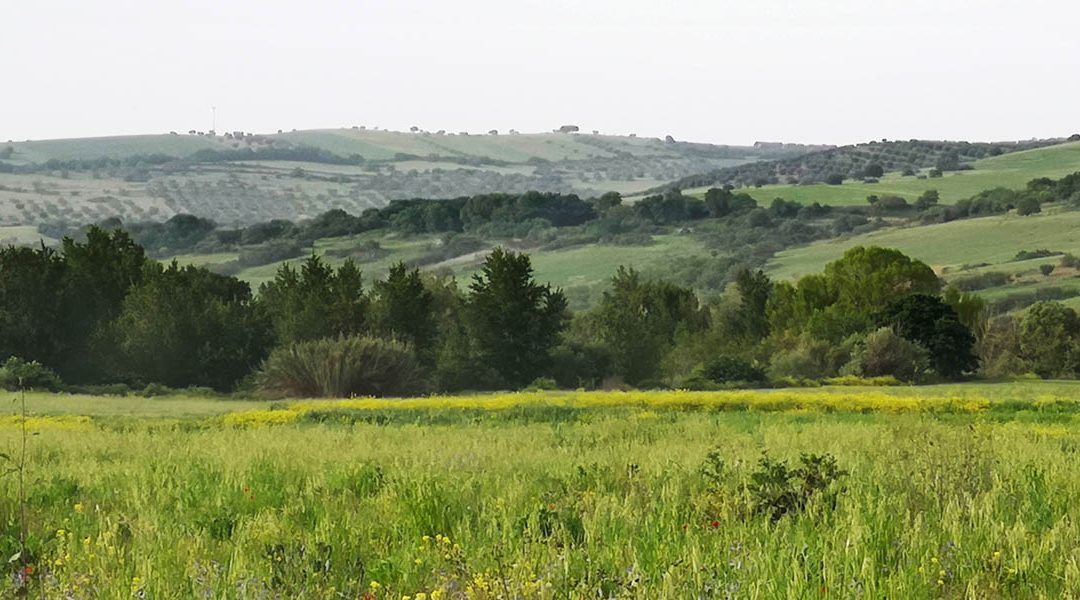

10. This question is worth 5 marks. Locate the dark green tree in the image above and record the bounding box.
[733,268,772,340]
[465,248,568,388]
[98,262,272,390]
[59,227,147,378]
[371,262,437,363]
[0,245,67,367]
[877,294,977,378]
[591,267,708,385]
[259,255,367,344]
[1019,302,1080,378]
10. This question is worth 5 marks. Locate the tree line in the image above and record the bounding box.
[1,227,1075,396]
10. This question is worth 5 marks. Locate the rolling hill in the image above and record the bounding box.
[705,141,1080,207]
[0,128,815,229]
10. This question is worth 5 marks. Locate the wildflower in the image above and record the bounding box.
[992,551,1001,560]
[710,520,720,528]
[73,503,84,514]
[22,565,33,576]
[415,558,423,565]
[369,580,382,590]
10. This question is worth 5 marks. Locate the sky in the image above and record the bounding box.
[4,0,1079,146]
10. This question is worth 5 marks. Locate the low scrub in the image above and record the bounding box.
[257,335,425,398]
[0,356,62,391]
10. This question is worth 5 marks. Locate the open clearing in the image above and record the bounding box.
[5,383,1080,596]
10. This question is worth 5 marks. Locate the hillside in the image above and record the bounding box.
[768,204,1080,312]
[708,141,1080,207]
[661,137,1070,193]
[0,128,813,229]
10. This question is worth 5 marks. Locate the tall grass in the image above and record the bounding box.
[4,400,1080,596]
[257,335,424,398]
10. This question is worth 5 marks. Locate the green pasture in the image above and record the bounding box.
[5,382,1080,596]
[689,141,1080,207]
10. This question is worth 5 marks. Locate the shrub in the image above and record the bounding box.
[824,174,844,185]
[952,271,1010,291]
[698,355,766,384]
[841,328,929,382]
[766,337,844,381]
[258,336,425,398]
[1016,197,1042,216]
[748,453,847,522]
[1014,249,1059,261]
[0,356,62,391]
[524,377,558,391]
[1041,264,1056,277]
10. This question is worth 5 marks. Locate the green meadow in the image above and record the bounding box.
[691,141,1080,207]
[5,382,1080,597]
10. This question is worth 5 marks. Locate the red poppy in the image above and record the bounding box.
[710,520,720,528]
[22,565,33,575]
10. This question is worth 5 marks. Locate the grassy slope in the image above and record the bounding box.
[768,207,1080,280]
[3,134,225,165]
[691,141,1080,207]
[203,232,713,297]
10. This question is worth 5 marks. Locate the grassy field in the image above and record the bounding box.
[688,141,1080,207]
[188,232,714,304]
[768,207,1080,281]
[5,382,1080,597]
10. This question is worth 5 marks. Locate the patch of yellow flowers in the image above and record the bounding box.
[216,389,999,428]
[0,415,93,431]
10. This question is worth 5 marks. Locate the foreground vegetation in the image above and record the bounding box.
[5,384,1080,597]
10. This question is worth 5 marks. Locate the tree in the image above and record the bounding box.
[915,189,939,211]
[864,164,884,178]
[733,269,772,340]
[877,294,977,378]
[1019,302,1080,378]
[823,246,941,317]
[98,262,272,390]
[842,327,929,382]
[591,267,708,385]
[0,245,67,367]
[58,227,147,378]
[371,262,436,363]
[259,256,367,344]
[825,174,844,185]
[1016,196,1041,216]
[465,248,567,388]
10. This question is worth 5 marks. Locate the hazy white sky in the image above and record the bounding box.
[4,0,1078,145]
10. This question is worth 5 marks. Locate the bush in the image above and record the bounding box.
[1041,264,1056,277]
[698,355,766,385]
[0,356,62,391]
[766,337,844,381]
[824,174,844,185]
[1016,197,1042,216]
[258,336,425,398]
[841,328,929,383]
[748,453,847,522]
[952,271,1010,291]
